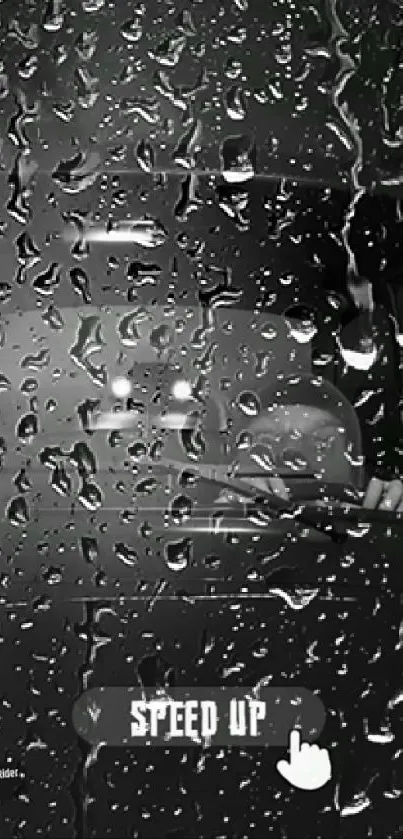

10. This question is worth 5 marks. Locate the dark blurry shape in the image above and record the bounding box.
[255,373,365,491]
[155,457,403,542]
[385,279,403,347]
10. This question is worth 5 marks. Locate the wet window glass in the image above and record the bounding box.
[1,4,403,836]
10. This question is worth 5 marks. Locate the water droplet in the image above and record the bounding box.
[117,311,142,346]
[284,304,318,344]
[121,16,143,43]
[43,0,64,31]
[164,538,192,571]
[179,418,206,461]
[149,34,187,67]
[42,304,64,331]
[236,391,260,417]
[17,412,39,442]
[21,350,50,371]
[149,324,174,354]
[135,478,158,496]
[69,441,97,475]
[75,30,98,60]
[80,536,99,564]
[42,566,63,584]
[170,495,192,523]
[20,378,38,394]
[114,542,138,566]
[135,139,155,173]
[6,496,30,526]
[220,134,255,183]
[78,479,103,511]
[51,465,72,496]
[128,441,147,460]
[70,267,91,303]
[0,373,11,392]
[32,262,61,296]
[260,322,278,340]
[225,85,247,120]
[69,315,107,387]
[52,151,101,194]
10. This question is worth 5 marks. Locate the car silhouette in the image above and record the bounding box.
[1,181,402,603]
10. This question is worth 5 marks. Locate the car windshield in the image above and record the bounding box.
[4,5,403,838]
[2,173,330,488]
[2,169,400,551]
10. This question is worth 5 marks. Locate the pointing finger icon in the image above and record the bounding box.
[276,728,332,791]
[290,728,301,759]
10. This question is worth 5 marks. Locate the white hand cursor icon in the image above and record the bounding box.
[276,729,332,790]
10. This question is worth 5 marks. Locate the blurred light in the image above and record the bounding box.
[396,333,403,348]
[89,410,139,430]
[171,379,192,401]
[155,412,194,430]
[84,229,151,244]
[111,376,132,398]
